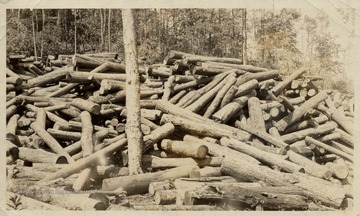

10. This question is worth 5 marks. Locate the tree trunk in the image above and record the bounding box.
[40,9,45,58]
[101,165,199,194]
[31,12,37,60]
[108,9,111,52]
[242,9,247,65]
[122,9,143,175]
[74,9,77,54]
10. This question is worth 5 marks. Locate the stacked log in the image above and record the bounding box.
[6,51,353,211]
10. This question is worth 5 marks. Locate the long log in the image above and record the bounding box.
[203,74,237,118]
[235,70,279,86]
[101,165,199,194]
[222,138,303,173]
[305,136,353,162]
[19,185,108,210]
[143,123,175,152]
[212,90,256,123]
[186,72,236,113]
[161,114,249,141]
[183,185,309,210]
[18,147,68,164]
[323,97,353,135]
[30,123,74,163]
[26,67,71,88]
[275,91,328,131]
[271,68,307,96]
[143,155,222,169]
[280,122,337,143]
[235,121,289,150]
[284,114,329,133]
[234,79,259,97]
[38,138,127,183]
[286,150,332,180]
[183,135,260,165]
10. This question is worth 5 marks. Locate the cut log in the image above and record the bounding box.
[183,185,309,210]
[275,91,328,131]
[305,136,353,162]
[235,121,289,150]
[183,135,260,165]
[235,70,279,86]
[271,68,307,96]
[169,90,187,104]
[322,98,353,135]
[6,114,20,139]
[20,185,108,210]
[286,150,332,180]
[47,129,81,141]
[234,79,259,97]
[154,190,179,205]
[148,180,172,196]
[212,90,256,123]
[325,162,349,180]
[186,72,236,113]
[30,123,74,163]
[159,139,208,159]
[18,147,68,164]
[143,155,222,169]
[222,138,303,173]
[334,128,353,148]
[284,114,328,133]
[101,165,199,194]
[220,86,238,108]
[203,74,237,118]
[280,122,337,143]
[71,98,101,115]
[161,114,250,141]
[331,141,353,156]
[26,67,70,88]
[38,138,127,183]
[143,123,175,152]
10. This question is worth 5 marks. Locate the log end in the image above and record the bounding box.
[196,145,209,159]
[56,156,69,164]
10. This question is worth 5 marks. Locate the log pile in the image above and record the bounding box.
[6,51,354,211]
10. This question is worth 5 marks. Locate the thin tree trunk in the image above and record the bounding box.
[108,9,111,52]
[32,11,37,60]
[122,9,143,175]
[242,9,247,65]
[100,9,104,50]
[40,9,45,58]
[17,9,21,33]
[74,9,77,54]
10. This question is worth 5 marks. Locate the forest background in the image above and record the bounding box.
[6,8,358,93]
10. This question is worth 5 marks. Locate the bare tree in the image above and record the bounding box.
[122,9,143,175]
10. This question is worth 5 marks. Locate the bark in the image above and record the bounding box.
[183,135,259,165]
[143,155,222,169]
[183,185,309,210]
[221,137,303,173]
[280,122,337,143]
[101,165,199,194]
[235,121,289,150]
[212,90,256,123]
[30,123,74,163]
[38,138,127,183]
[123,11,143,174]
[18,147,68,164]
[286,150,332,180]
[159,139,209,159]
[305,136,353,162]
[271,68,307,96]
[275,91,328,131]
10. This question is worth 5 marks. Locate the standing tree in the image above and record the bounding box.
[242,8,247,65]
[122,9,143,175]
[31,10,37,59]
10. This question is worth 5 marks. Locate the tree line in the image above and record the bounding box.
[6,8,355,93]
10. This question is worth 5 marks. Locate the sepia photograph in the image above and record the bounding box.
[3,1,359,213]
